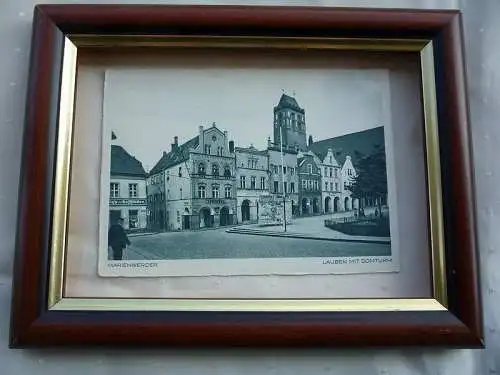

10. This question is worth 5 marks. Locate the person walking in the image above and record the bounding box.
[108,217,131,260]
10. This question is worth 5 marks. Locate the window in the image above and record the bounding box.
[178,167,182,177]
[283,166,286,174]
[325,182,328,191]
[302,180,307,189]
[212,185,220,198]
[330,182,334,191]
[307,164,312,174]
[284,182,287,193]
[204,145,211,154]
[329,168,333,177]
[212,164,219,176]
[180,187,182,199]
[290,182,295,193]
[250,176,256,189]
[324,167,327,176]
[177,210,180,223]
[198,163,206,175]
[274,181,279,193]
[335,182,339,191]
[224,166,231,178]
[334,168,338,178]
[129,210,138,229]
[260,177,266,190]
[290,168,294,176]
[348,169,353,176]
[198,185,206,198]
[314,181,318,190]
[224,186,232,198]
[240,176,246,189]
[110,183,119,198]
[344,182,347,189]
[329,156,332,163]
[247,159,257,169]
[308,180,312,189]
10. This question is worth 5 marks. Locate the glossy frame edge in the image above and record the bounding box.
[47,35,446,313]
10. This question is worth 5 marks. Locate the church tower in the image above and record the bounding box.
[273,93,307,151]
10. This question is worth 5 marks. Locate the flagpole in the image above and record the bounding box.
[280,125,287,232]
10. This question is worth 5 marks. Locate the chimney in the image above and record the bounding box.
[163,151,167,157]
[267,136,272,148]
[171,136,179,152]
[199,125,204,150]
[229,140,234,153]
[308,135,313,146]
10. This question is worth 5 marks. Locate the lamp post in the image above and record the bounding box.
[279,125,287,232]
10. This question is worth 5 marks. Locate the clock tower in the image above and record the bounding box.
[273,93,307,151]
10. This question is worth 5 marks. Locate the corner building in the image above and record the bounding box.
[109,144,147,232]
[148,123,237,231]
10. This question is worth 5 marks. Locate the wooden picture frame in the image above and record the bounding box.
[9,4,483,348]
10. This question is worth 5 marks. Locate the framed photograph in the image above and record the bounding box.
[9,4,483,348]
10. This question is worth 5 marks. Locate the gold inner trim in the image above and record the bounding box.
[51,298,446,312]
[420,42,448,306]
[48,35,447,312]
[48,37,77,308]
[70,35,428,52]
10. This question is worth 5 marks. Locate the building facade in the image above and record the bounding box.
[319,147,343,213]
[340,155,358,211]
[297,151,322,215]
[109,144,147,232]
[266,139,299,217]
[147,123,237,231]
[146,170,166,231]
[235,146,269,223]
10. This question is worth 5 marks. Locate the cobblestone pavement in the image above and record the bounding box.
[124,224,391,260]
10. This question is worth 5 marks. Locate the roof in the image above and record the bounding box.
[235,145,268,156]
[110,145,146,177]
[298,152,319,168]
[149,135,199,175]
[274,93,305,114]
[308,126,385,168]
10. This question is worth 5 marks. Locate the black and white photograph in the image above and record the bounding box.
[98,64,399,277]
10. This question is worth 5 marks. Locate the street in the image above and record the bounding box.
[125,216,391,260]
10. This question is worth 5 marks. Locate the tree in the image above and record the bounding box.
[346,145,388,217]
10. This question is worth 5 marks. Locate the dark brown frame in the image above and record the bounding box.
[9,4,482,348]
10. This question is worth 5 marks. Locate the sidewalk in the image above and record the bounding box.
[226,214,391,244]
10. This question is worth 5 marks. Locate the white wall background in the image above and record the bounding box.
[0,0,498,374]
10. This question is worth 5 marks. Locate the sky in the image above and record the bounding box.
[103,65,391,172]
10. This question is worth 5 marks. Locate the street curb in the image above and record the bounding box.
[226,228,391,245]
[128,232,160,238]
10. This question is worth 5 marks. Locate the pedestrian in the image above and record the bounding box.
[108,217,131,260]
